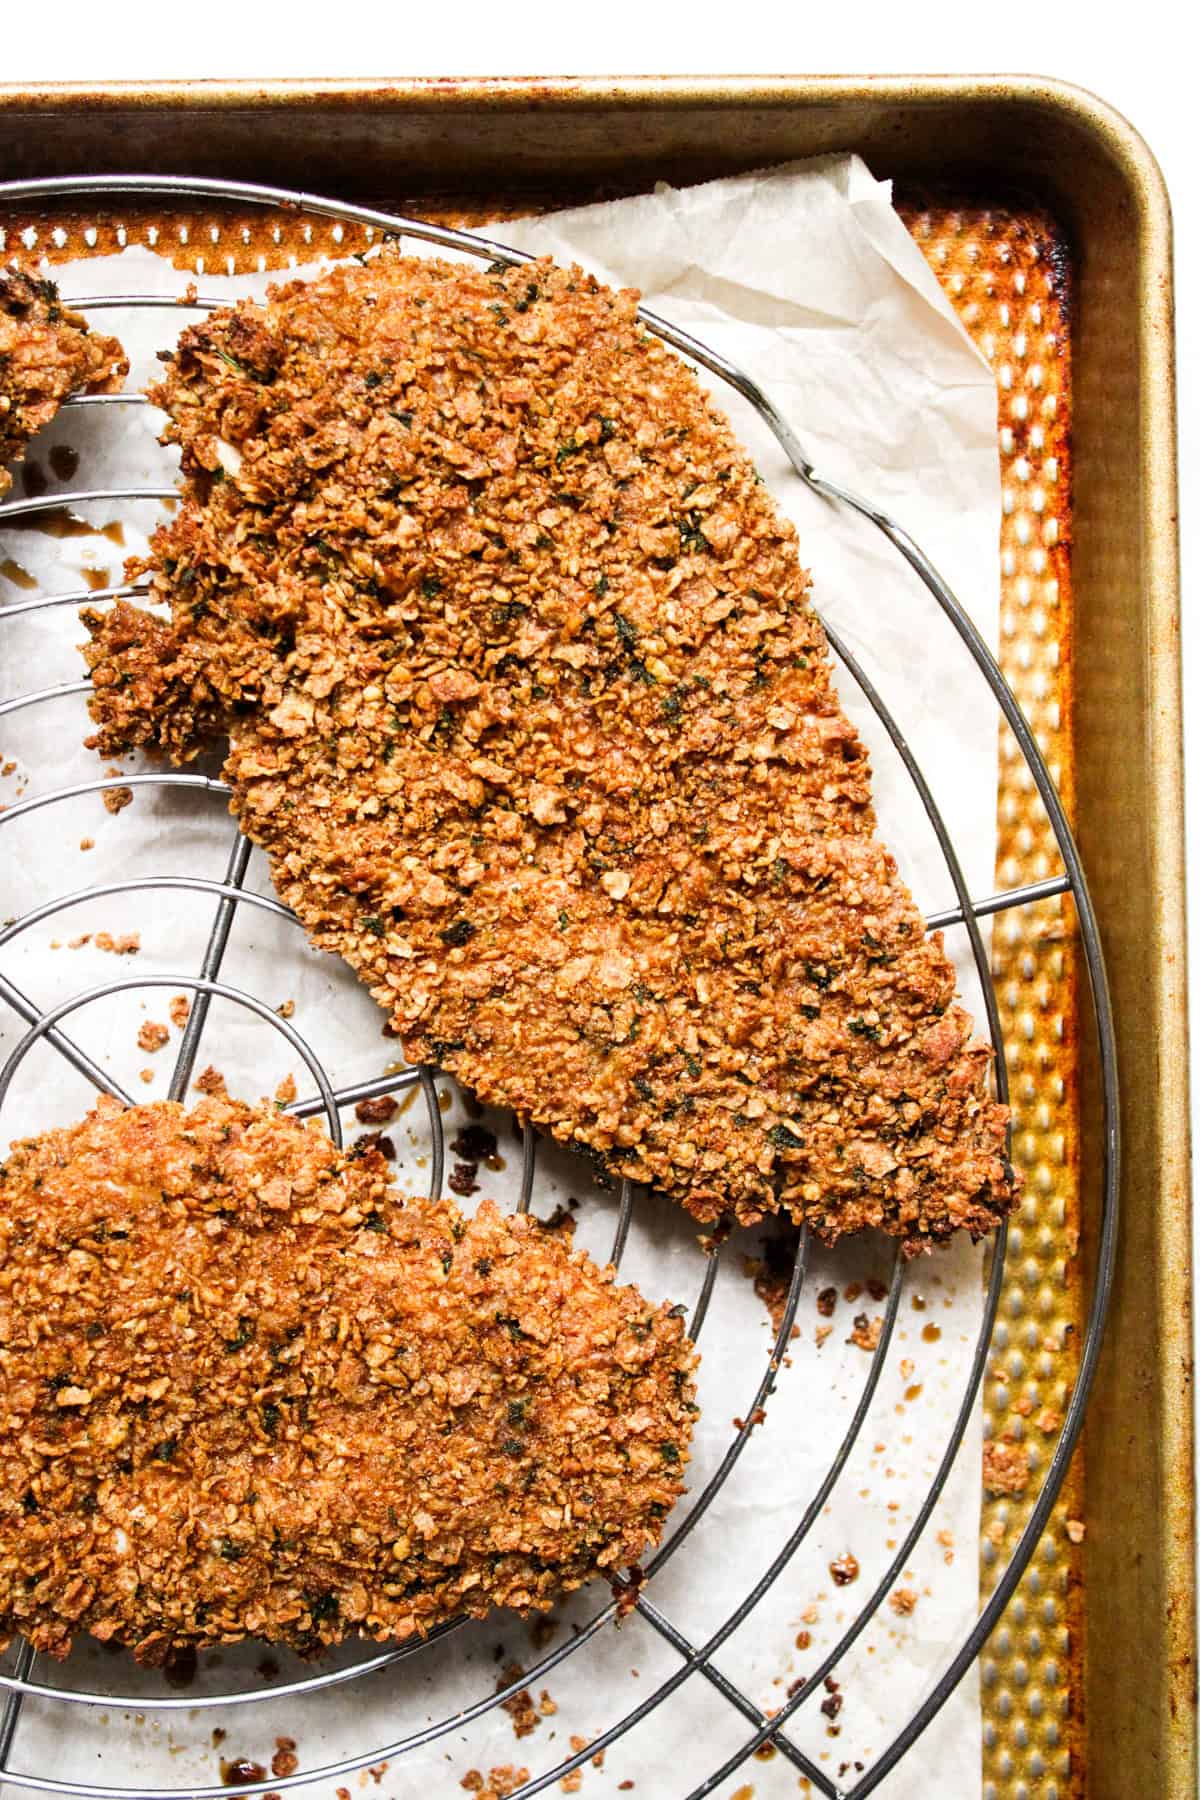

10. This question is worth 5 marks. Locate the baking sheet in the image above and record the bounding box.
[0,154,1002,1797]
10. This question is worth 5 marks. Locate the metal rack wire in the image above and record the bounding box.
[0,173,1119,1800]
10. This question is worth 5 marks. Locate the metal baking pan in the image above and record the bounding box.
[0,75,1189,1799]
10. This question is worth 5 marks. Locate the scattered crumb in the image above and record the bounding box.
[169,995,191,1028]
[103,785,133,814]
[820,1677,843,1724]
[866,1277,889,1301]
[274,1071,297,1107]
[985,1517,1006,1545]
[355,1094,398,1124]
[815,1324,832,1347]
[270,1741,298,1780]
[277,998,295,1018]
[449,1161,480,1197]
[847,1314,883,1352]
[194,1065,226,1095]
[451,1123,499,1162]
[898,1359,915,1381]
[1,762,14,778]
[539,1690,557,1717]
[741,1229,799,1335]
[94,931,140,955]
[79,836,94,851]
[732,1789,754,1800]
[561,1774,582,1795]
[795,1629,811,1650]
[139,1068,154,1085]
[1065,1518,1086,1544]
[461,1770,530,1800]
[367,1765,388,1785]
[843,1282,862,1302]
[68,933,91,949]
[937,1527,955,1565]
[829,1552,859,1587]
[1035,1407,1063,1435]
[816,1286,837,1317]
[801,1603,819,1625]
[889,1588,917,1616]
[356,1130,396,1161]
[137,1020,169,1054]
[497,1664,540,1740]
[1012,1393,1034,1417]
[983,1437,1031,1497]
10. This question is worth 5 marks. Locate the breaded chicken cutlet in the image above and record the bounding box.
[83,248,1015,1253]
[0,1092,696,1663]
[0,268,127,496]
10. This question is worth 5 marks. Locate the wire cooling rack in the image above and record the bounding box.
[0,174,1118,1800]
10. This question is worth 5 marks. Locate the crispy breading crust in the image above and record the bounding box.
[0,269,127,496]
[0,1094,696,1663]
[82,249,1015,1251]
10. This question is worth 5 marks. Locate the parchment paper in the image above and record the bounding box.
[0,156,1001,1799]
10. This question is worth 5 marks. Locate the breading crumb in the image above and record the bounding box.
[169,995,191,1028]
[102,786,133,814]
[139,1069,154,1085]
[194,1065,227,1095]
[888,1588,917,1615]
[462,1770,529,1800]
[847,1314,882,1352]
[983,1437,1031,1497]
[276,999,295,1018]
[355,1095,398,1125]
[137,1021,169,1054]
[1065,1518,1086,1544]
[79,837,94,851]
[498,1663,540,1739]
[94,931,139,955]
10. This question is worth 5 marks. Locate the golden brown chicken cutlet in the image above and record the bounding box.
[82,248,1014,1252]
[0,1092,697,1662]
[0,268,127,497]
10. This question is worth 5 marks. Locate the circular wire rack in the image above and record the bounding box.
[0,174,1119,1800]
